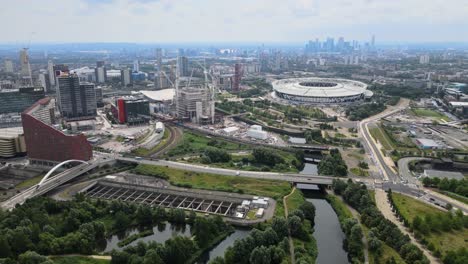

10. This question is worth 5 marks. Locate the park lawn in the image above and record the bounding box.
[369,126,393,150]
[15,174,45,189]
[411,108,450,122]
[136,164,291,199]
[391,192,468,254]
[285,188,305,213]
[412,108,445,119]
[52,256,110,264]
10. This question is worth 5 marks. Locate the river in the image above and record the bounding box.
[307,198,349,264]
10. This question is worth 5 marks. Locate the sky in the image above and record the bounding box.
[0,0,467,44]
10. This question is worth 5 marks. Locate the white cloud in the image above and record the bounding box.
[0,0,466,43]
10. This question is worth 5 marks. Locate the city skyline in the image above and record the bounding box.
[1,0,467,44]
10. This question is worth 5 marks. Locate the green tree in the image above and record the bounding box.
[17,251,47,264]
[249,246,271,264]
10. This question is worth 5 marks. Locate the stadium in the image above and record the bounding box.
[272,77,372,104]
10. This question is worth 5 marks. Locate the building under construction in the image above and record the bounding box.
[176,87,214,124]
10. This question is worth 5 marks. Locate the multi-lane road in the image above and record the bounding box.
[358,99,468,214]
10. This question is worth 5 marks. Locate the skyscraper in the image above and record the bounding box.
[121,68,132,86]
[371,35,376,47]
[177,56,189,77]
[56,74,97,120]
[95,67,106,83]
[133,60,140,72]
[155,48,163,69]
[47,60,55,86]
[4,59,14,73]
[19,48,32,85]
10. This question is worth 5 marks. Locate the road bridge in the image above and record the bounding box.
[1,161,100,210]
[117,157,342,185]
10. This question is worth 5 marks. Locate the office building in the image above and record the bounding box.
[56,74,97,120]
[121,68,132,86]
[0,87,45,114]
[4,59,14,73]
[117,96,150,125]
[22,97,92,165]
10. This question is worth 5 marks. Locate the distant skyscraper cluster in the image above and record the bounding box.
[305,35,376,53]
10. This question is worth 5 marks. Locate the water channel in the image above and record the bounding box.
[308,197,349,264]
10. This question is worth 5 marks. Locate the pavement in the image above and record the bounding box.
[374,189,440,264]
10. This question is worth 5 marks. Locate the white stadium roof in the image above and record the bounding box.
[273,77,368,98]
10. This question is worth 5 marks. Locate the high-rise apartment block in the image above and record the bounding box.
[56,74,97,120]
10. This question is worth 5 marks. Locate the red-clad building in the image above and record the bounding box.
[21,97,93,166]
[117,98,126,124]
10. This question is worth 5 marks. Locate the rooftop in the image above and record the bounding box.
[140,89,175,101]
[423,170,464,180]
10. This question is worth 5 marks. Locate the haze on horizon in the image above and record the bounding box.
[1,0,467,44]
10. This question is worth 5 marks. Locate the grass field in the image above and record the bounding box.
[350,167,369,177]
[391,192,468,254]
[134,164,291,199]
[168,131,301,172]
[369,126,394,150]
[15,174,45,189]
[285,188,305,213]
[52,256,110,264]
[326,195,353,222]
[167,131,249,157]
[411,108,450,122]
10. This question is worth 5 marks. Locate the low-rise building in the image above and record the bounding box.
[414,138,440,149]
